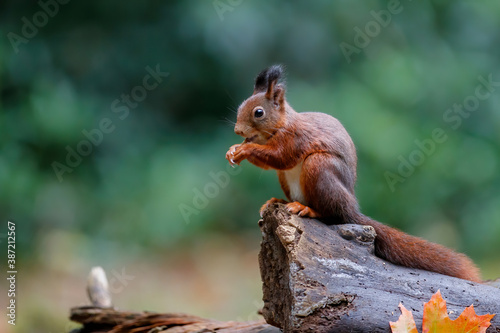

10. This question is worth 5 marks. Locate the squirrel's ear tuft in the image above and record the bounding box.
[253,64,285,95]
[266,65,284,86]
[254,68,269,94]
[265,65,285,105]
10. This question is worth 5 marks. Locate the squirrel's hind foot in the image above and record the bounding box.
[286,201,321,218]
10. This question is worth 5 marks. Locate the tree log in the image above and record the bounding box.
[258,203,500,332]
[70,307,280,333]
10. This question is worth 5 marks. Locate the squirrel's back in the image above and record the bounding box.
[296,111,357,173]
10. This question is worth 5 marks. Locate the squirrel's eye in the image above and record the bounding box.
[254,108,265,118]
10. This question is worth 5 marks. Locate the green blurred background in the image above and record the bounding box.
[1,0,500,332]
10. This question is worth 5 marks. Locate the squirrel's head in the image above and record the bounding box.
[234,65,286,144]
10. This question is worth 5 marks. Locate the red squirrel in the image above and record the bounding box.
[225,65,481,283]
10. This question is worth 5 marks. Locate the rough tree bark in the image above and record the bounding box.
[70,307,279,333]
[258,203,500,332]
[70,205,500,333]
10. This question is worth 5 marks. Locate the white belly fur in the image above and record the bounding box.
[284,162,305,203]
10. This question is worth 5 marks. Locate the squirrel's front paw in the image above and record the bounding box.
[286,202,321,218]
[260,197,288,217]
[226,144,249,166]
[225,144,242,166]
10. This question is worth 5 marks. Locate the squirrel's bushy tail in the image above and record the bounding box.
[356,214,481,282]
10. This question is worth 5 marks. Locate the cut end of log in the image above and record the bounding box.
[258,203,376,331]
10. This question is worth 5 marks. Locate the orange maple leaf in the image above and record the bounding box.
[390,290,495,333]
[390,303,418,333]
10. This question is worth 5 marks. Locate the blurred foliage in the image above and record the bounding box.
[1,0,500,331]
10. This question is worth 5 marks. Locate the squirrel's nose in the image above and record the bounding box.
[234,124,244,136]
